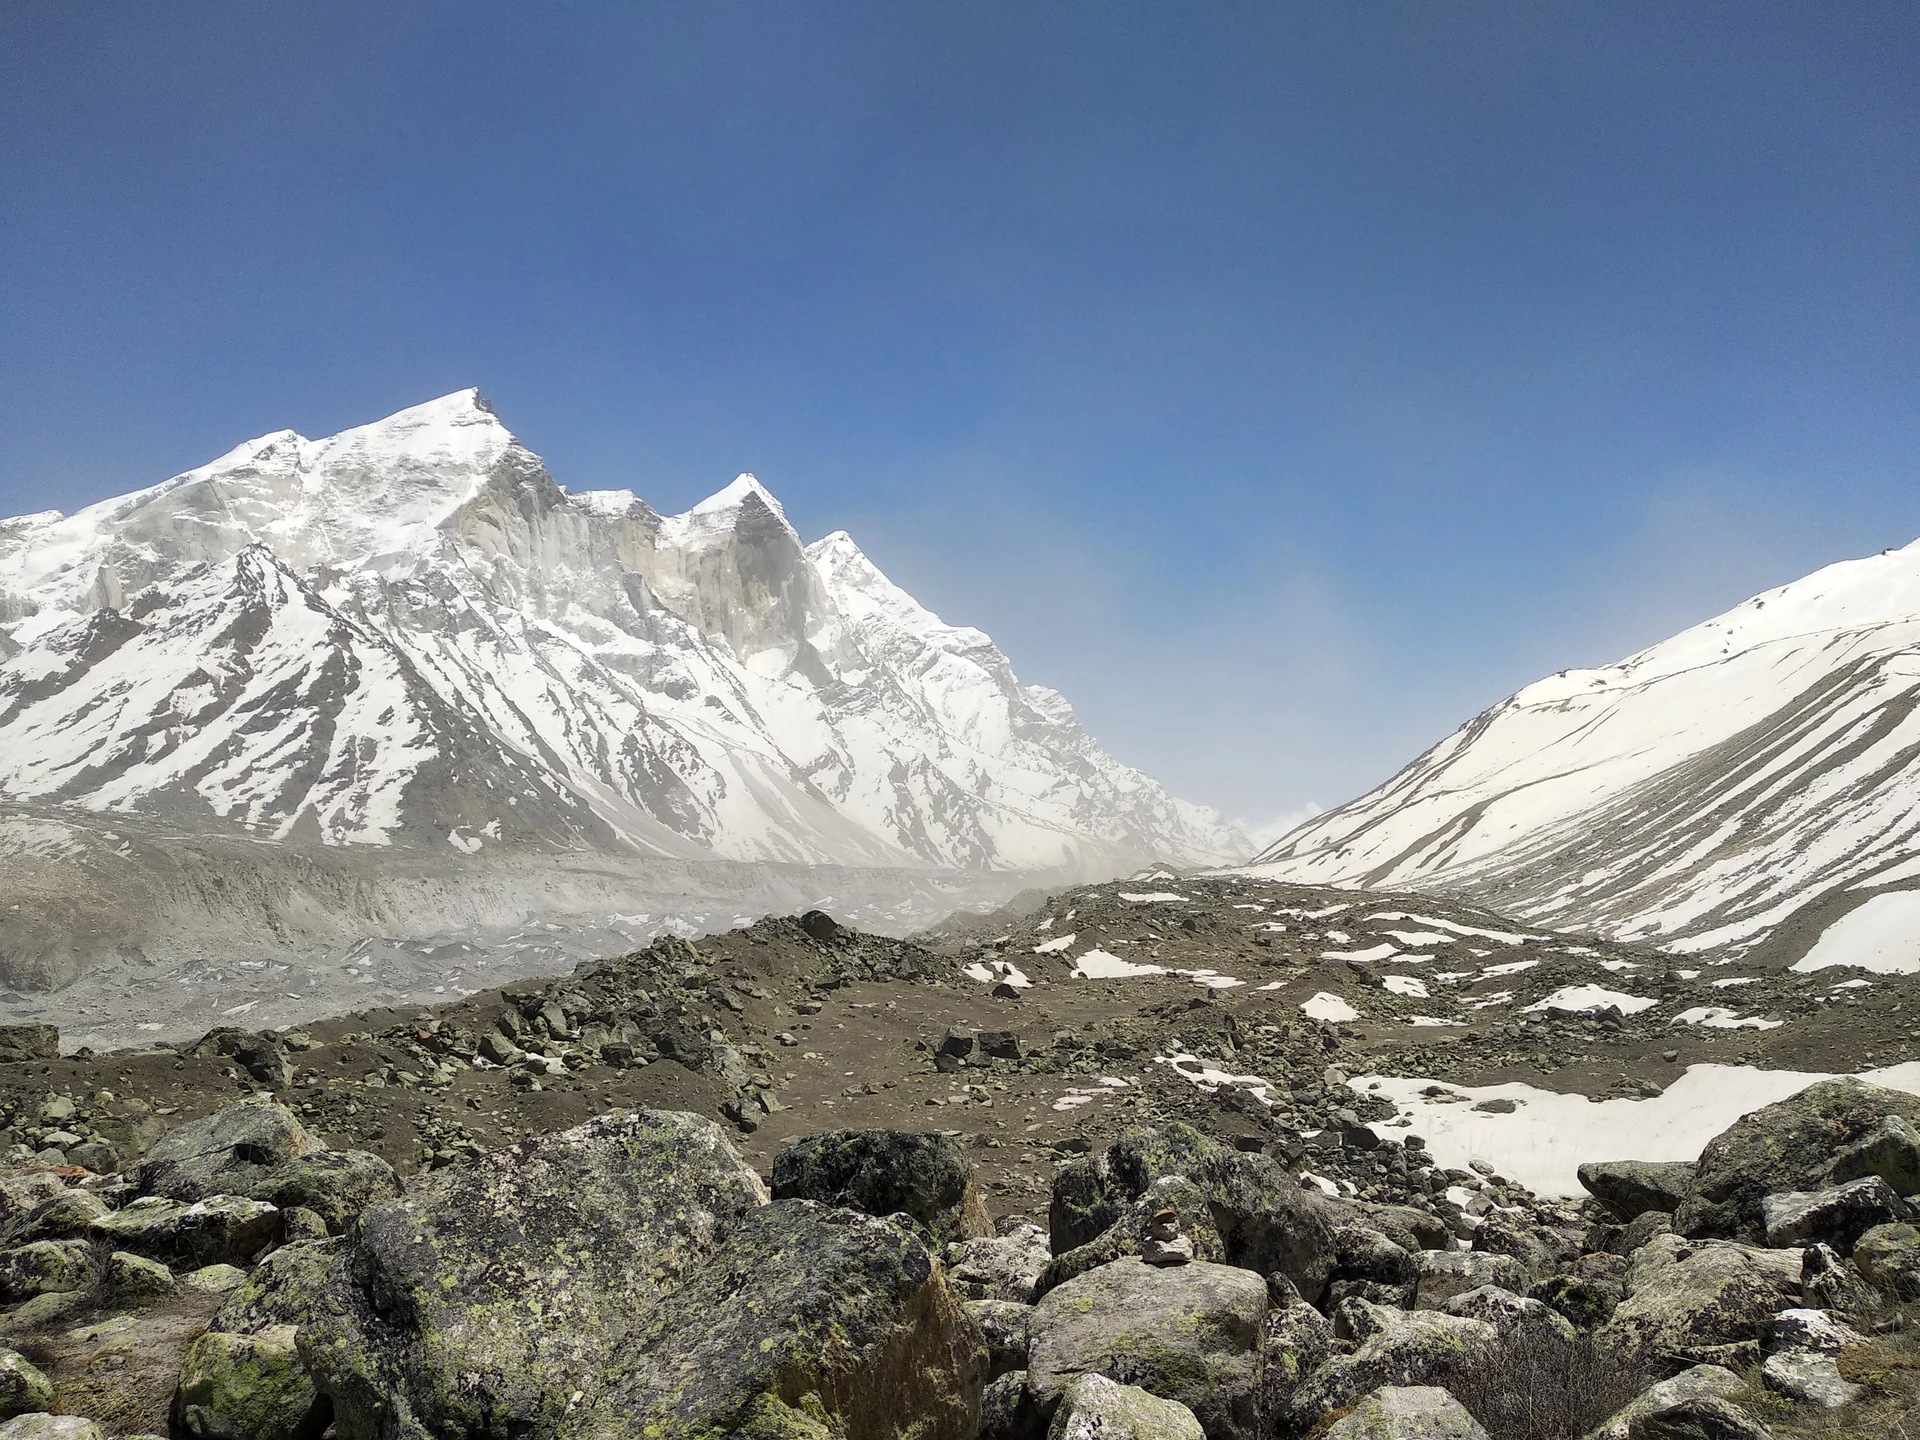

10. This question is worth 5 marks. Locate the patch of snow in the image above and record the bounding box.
[1300,992,1360,1023]
[1383,975,1429,998]
[1322,943,1400,963]
[1119,891,1187,903]
[1032,932,1077,954]
[1522,985,1659,1015]
[1792,892,1920,975]
[1672,1007,1783,1030]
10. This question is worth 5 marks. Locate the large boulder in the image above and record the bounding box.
[1284,1301,1498,1432]
[1583,1365,1749,1440]
[1579,1163,1696,1223]
[135,1099,325,1202]
[90,1195,281,1268]
[1047,1127,1223,1254]
[1323,1386,1492,1440]
[1598,1239,1800,1373]
[1414,1251,1528,1311]
[949,1223,1052,1303]
[1036,1176,1224,1298]
[592,1200,988,1440]
[1676,1079,1920,1239]
[1254,1297,1334,1422]
[771,1130,992,1246]
[1759,1175,1907,1252]
[174,1241,337,1440]
[966,1299,1034,1379]
[1441,1286,1577,1351]
[0,1352,52,1421]
[299,1109,769,1439]
[0,1240,93,1300]
[1852,1220,1920,1299]
[1047,1374,1203,1440]
[1825,1113,1920,1192]
[1028,1258,1267,1440]
[255,1152,401,1235]
[0,1420,104,1440]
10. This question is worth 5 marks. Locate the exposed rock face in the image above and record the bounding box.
[770,1129,993,1246]
[1598,1239,1801,1372]
[0,1030,58,1065]
[1028,1258,1268,1440]
[1323,1385,1492,1440]
[1578,1162,1697,1223]
[1047,1374,1204,1440]
[135,1099,326,1202]
[948,1224,1051,1304]
[1675,1080,1920,1239]
[1759,1175,1907,1252]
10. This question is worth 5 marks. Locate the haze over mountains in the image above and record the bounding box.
[1249,539,1920,970]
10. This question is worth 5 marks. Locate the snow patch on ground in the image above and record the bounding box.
[1300,992,1360,1022]
[1522,984,1658,1015]
[1791,891,1920,975]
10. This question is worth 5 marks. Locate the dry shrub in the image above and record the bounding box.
[1447,1332,1655,1440]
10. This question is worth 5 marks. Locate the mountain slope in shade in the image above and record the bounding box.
[1245,539,1920,959]
[0,390,1243,876]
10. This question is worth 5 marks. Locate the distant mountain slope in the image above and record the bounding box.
[0,390,1243,876]
[1245,540,1920,959]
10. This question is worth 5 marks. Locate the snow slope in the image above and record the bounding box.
[0,391,1242,874]
[1246,540,1920,958]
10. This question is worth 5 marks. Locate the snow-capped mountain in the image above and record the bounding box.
[0,390,1242,875]
[1246,540,1920,960]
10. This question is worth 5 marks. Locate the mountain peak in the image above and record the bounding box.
[686,474,789,525]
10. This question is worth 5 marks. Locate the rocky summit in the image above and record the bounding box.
[0,875,1913,1436]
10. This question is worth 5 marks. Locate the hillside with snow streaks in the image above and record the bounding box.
[0,390,1241,875]
[1246,539,1920,960]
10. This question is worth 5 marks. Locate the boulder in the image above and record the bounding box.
[1323,1385,1492,1440]
[1199,1148,1345,1303]
[0,1028,58,1064]
[1441,1286,1577,1350]
[1599,1240,1800,1372]
[1046,1374,1204,1440]
[1037,1176,1223,1297]
[592,1201,987,1440]
[1529,1275,1620,1331]
[1285,1301,1498,1432]
[1675,1079,1920,1240]
[771,1129,992,1245]
[1799,1241,1883,1320]
[1472,1215,1578,1279]
[135,1099,325,1202]
[1852,1220,1920,1299]
[16,1189,111,1241]
[1028,1258,1267,1440]
[966,1299,1033,1379]
[0,1420,103,1440]
[104,1250,176,1297]
[1760,1349,1859,1408]
[175,1325,329,1440]
[1759,1175,1907,1251]
[982,1373,1046,1440]
[1253,1298,1333,1421]
[1047,1125,1223,1254]
[1326,1224,1418,1309]
[256,1151,400,1234]
[949,1223,1051,1302]
[1414,1250,1528,1311]
[0,1174,68,1226]
[1825,1113,1920,1192]
[90,1195,280,1268]
[1622,1395,1769,1439]
[1582,1364,1748,1440]
[299,1110,768,1440]
[1763,1306,1864,1355]
[0,1351,52,1421]
[1579,1162,1696,1223]
[0,1239,93,1300]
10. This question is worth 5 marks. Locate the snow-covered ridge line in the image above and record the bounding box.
[0,389,1246,875]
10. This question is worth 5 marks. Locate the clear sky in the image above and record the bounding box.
[3,3,1916,834]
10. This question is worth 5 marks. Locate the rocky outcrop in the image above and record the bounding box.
[1284,1301,1498,1432]
[1047,1374,1204,1440]
[771,1129,993,1246]
[1597,1238,1800,1373]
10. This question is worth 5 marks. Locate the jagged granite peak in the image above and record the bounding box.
[1244,537,1920,959]
[0,392,1244,874]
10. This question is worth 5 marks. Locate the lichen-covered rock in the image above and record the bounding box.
[90,1194,280,1268]
[1621,1395,1769,1439]
[1825,1113,1920,1192]
[1254,1298,1333,1423]
[1760,1349,1859,1408]
[1579,1162,1697,1223]
[0,1239,93,1300]
[1676,1080,1920,1240]
[771,1129,991,1246]
[135,1099,325,1203]
[1529,1274,1620,1331]
[1414,1250,1527,1311]
[982,1373,1045,1440]
[256,1151,400,1235]
[299,1109,768,1440]
[1798,1241,1882,1320]
[0,1027,59,1064]
[1599,1241,1800,1371]
[949,1223,1052,1302]
[1036,1176,1223,1298]
[1046,1125,1230,1255]
[1284,1301,1498,1433]
[1441,1285,1577,1350]
[1028,1257,1267,1440]
[0,1418,104,1440]
[590,1200,987,1440]
[104,1250,175,1297]
[1582,1364,1748,1440]
[1760,1175,1907,1251]
[966,1299,1034,1379]
[1324,1385,1492,1440]
[1852,1220,1920,1299]
[1047,1374,1204,1440]
[1327,1224,1418,1309]
[175,1326,329,1440]
[0,1174,68,1226]
[0,1350,52,1421]
[16,1189,110,1241]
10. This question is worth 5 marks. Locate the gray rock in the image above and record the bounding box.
[1601,1237,1801,1369]
[1760,1349,1860,1409]
[1254,1298,1334,1420]
[1327,1224,1418,1309]
[0,1351,52,1421]
[1047,1374,1204,1440]
[1414,1250,1528,1310]
[1582,1364,1749,1440]
[1037,1176,1224,1297]
[256,1150,401,1234]
[135,1099,325,1202]
[104,1250,175,1297]
[966,1299,1033,1379]
[771,1129,992,1246]
[1825,1113,1920,1193]
[0,1027,59,1064]
[1676,1078,1920,1240]
[1579,1162,1697,1222]
[0,1419,103,1440]
[90,1194,280,1268]
[175,1324,326,1440]
[1623,1395,1770,1439]
[1852,1220,1920,1299]
[1763,1306,1865,1355]
[1286,1300,1499,1432]
[16,1189,111,1241]
[1047,1125,1224,1254]
[949,1223,1051,1302]
[1028,1258,1268,1440]
[0,1239,93,1300]
[1799,1241,1882,1320]
[1324,1385,1493,1440]
[62,1141,116,1174]
[0,1174,68,1226]
[1760,1175,1907,1251]
[1441,1285,1577,1349]
[983,1372,1046,1440]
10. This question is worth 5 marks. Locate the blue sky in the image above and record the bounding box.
[3,3,1916,831]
